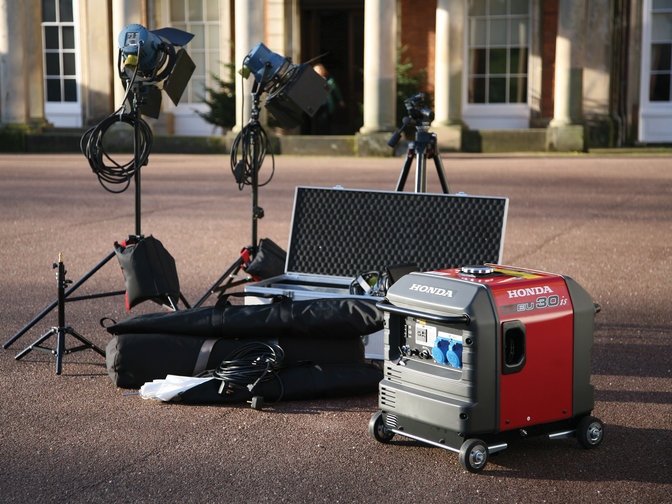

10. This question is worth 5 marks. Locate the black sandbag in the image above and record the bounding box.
[106,332,366,388]
[114,235,181,309]
[106,297,383,340]
[175,362,384,404]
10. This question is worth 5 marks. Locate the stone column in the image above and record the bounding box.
[233,0,265,131]
[357,0,397,155]
[547,0,587,150]
[0,0,29,125]
[432,0,463,151]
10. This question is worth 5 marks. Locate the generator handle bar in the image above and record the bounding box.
[377,301,470,325]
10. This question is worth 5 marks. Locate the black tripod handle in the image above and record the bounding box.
[388,117,411,147]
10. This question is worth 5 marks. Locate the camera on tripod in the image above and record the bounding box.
[403,93,435,126]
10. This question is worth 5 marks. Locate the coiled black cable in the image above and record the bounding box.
[80,110,153,193]
[211,341,285,401]
[229,122,275,190]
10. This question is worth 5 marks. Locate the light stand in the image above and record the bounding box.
[389,94,450,194]
[194,67,272,307]
[3,83,155,369]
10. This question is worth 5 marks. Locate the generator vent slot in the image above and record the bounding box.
[380,386,397,407]
[385,366,403,384]
[385,413,399,429]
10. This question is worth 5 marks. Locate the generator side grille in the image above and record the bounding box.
[385,413,399,429]
[380,385,397,408]
[385,366,403,384]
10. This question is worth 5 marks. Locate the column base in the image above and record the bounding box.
[546,124,586,152]
[356,131,396,157]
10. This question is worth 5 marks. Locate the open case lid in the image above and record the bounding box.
[285,187,508,277]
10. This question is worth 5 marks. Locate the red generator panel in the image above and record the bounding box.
[369,265,604,473]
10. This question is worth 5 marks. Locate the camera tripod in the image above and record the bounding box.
[389,93,450,194]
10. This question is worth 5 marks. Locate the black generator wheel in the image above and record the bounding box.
[369,411,394,443]
[576,416,604,449]
[459,439,489,473]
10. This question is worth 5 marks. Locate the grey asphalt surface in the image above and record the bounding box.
[0,152,670,503]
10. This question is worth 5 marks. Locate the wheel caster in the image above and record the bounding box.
[369,411,394,443]
[459,438,489,473]
[576,416,604,448]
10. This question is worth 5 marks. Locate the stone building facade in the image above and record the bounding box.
[0,0,669,151]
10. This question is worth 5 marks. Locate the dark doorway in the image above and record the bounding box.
[301,1,364,134]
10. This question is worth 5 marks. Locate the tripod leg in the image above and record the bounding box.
[14,328,58,360]
[396,148,415,191]
[415,149,428,193]
[68,327,106,356]
[433,152,450,194]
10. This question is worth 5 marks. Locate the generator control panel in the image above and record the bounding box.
[400,318,466,370]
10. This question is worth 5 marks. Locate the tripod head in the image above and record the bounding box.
[388,93,435,148]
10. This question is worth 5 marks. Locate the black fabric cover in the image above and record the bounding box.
[105,332,367,389]
[176,362,383,404]
[106,297,383,340]
[114,235,181,309]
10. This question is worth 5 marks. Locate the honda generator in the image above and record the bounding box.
[369,265,603,473]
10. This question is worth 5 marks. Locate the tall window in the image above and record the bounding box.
[42,0,78,103]
[650,0,672,101]
[169,0,221,104]
[467,0,529,104]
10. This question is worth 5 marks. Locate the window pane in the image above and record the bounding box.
[650,73,671,101]
[510,18,528,46]
[489,77,507,102]
[59,0,73,22]
[64,78,77,101]
[490,19,507,45]
[188,0,203,21]
[652,13,672,42]
[509,76,527,102]
[651,43,672,71]
[171,0,185,21]
[191,51,206,73]
[46,53,60,75]
[208,52,220,78]
[510,0,529,15]
[470,48,487,74]
[206,0,219,21]
[208,25,219,46]
[192,78,206,101]
[46,79,61,101]
[63,53,76,74]
[62,26,75,49]
[470,18,487,46]
[653,0,672,9]
[191,25,205,48]
[470,77,486,103]
[489,48,507,74]
[469,0,486,16]
[509,47,528,73]
[45,26,60,49]
[490,0,507,15]
[42,0,57,22]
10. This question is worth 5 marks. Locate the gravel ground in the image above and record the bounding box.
[0,152,670,503]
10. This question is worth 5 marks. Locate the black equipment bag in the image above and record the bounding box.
[105,298,384,393]
[114,235,181,309]
[106,297,383,340]
[105,332,369,389]
[176,362,384,404]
